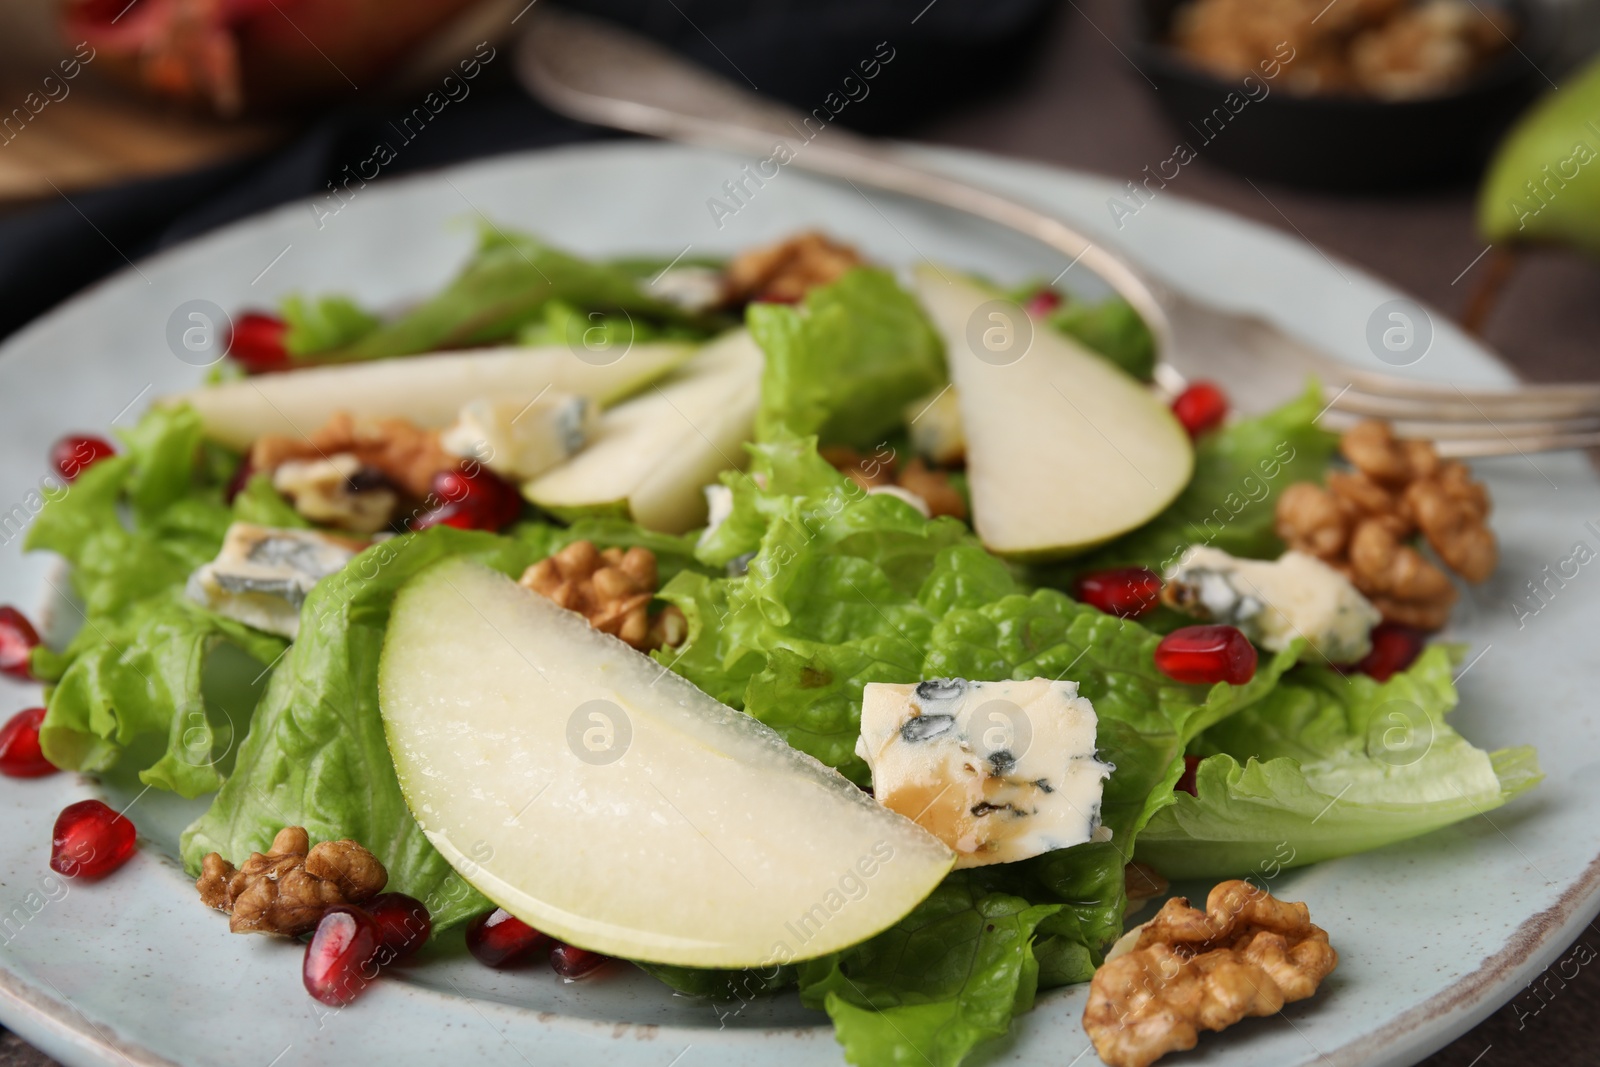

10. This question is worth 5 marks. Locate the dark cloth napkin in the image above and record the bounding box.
[0,0,1054,342]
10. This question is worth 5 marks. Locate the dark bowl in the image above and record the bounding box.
[1130,0,1557,192]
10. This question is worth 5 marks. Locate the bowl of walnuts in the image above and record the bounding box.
[1130,0,1555,190]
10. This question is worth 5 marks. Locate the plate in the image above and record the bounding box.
[0,142,1594,1067]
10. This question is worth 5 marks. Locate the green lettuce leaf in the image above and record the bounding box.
[1135,647,1543,879]
[335,227,709,360]
[1064,385,1338,577]
[1047,297,1155,381]
[279,294,381,357]
[750,269,945,447]
[796,877,1060,1067]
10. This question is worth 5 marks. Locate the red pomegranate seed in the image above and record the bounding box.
[224,458,257,504]
[366,893,431,963]
[227,312,291,374]
[303,906,383,1006]
[1023,288,1062,317]
[1174,754,1201,796]
[465,908,551,968]
[0,607,40,682]
[1073,567,1162,619]
[1343,622,1427,682]
[49,800,137,879]
[1172,382,1229,438]
[550,942,610,980]
[1154,625,1257,686]
[415,467,522,533]
[49,435,116,483]
[0,708,56,778]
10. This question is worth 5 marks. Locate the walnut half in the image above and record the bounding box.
[1084,880,1338,1067]
[521,541,686,652]
[197,826,387,936]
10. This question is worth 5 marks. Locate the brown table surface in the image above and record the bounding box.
[4,1,1599,1063]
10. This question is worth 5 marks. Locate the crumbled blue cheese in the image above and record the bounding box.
[856,678,1113,868]
[648,266,727,313]
[903,386,965,466]
[1163,546,1381,663]
[272,453,396,534]
[440,393,595,480]
[698,483,734,549]
[186,523,359,639]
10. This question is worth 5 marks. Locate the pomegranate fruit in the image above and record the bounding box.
[1174,754,1202,796]
[465,908,550,968]
[0,607,41,682]
[1343,622,1427,682]
[226,312,291,374]
[1154,625,1258,686]
[1073,567,1162,619]
[1023,288,1062,317]
[49,435,116,483]
[0,708,57,778]
[549,942,610,980]
[414,467,522,533]
[1171,382,1229,438]
[49,800,137,879]
[303,906,383,1006]
[366,893,431,963]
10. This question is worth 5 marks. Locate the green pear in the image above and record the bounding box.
[1478,55,1600,254]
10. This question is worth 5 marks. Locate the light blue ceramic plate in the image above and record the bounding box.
[0,142,1593,1067]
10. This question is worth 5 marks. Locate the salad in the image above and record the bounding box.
[2,226,1539,1067]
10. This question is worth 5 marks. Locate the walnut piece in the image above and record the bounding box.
[1275,420,1495,631]
[1084,880,1338,1067]
[724,231,864,305]
[819,447,968,520]
[520,541,685,652]
[251,410,457,500]
[196,826,387,936]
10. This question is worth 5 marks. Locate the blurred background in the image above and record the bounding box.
[1,0,1598,1062]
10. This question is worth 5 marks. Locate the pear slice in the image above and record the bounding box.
[167,341,696,450]
[378,559,954,967]
[913,268,1193,559]
[523,330,763,533]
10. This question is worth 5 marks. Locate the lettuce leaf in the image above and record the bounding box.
[279,294,381,357]
[1047,297,1155,381]
[750,269,945,447]
[1064,385,1338,577]
[1135,648,1543,878]
[25,406,291,795]
[797,877,1060,1067]
[334,227,710,360]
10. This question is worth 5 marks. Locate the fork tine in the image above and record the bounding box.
[1325,382,1600,423]
[1318,410,1600,439]
[1432,431,1600,458]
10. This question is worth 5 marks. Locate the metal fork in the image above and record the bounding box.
[515,8,1600,457]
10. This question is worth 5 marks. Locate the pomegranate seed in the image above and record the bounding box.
[49,435,116,483]
[550,942,610,980]
[1073,567,1162,619]
[1154,625,1258,686]
[1174,754,1201,796]
[0,607,40,682]
[49,800,137,879]
[1023,288,1062,317]
[0,708,56,778]
[303,906,383,1006]
[465,908,550,968]
[227,312,291,374]
[224,458,256,504]
[415,467,521,533]
[1172,382,1229,438]
[366,893,431,963]
[1342,622,1427,682]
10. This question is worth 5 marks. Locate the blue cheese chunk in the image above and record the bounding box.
[1163,546,1381,662]
[186,523,359,639]
[856,678,1114,868]
[440,393,595,480]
